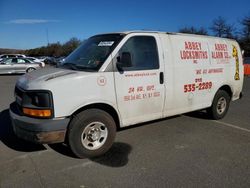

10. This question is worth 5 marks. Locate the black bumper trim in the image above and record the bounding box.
[10,102,70,144]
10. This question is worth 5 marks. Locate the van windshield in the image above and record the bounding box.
[61,34,124,71]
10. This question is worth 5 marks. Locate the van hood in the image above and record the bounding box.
[16,68,86,90]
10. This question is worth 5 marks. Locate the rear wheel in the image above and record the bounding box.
[26,67,35,73]
[207,90,231,120]
[68,109,116,158]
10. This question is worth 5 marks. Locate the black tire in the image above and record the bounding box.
[26,67,35,73]
[207,90,231,120]
[68,109,116,158]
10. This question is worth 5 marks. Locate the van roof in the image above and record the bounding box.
[97,30,236,41]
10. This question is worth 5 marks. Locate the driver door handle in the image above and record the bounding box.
[160,72,164,84]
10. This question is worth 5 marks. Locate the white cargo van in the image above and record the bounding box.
[10,31,243,158]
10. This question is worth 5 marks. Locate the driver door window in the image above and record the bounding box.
[118,36,159,71]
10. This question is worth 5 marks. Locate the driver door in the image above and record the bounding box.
[113,34,165,127]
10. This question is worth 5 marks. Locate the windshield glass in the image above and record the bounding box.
[61,34,124,71]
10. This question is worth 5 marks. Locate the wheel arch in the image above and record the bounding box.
[207,85,232,120]
[70,103,121,130]
[217,85,233,99]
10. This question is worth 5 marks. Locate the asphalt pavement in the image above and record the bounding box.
[0,71,250,188]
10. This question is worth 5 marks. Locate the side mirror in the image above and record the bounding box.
[116,52,132,72]
[121,52,132,67]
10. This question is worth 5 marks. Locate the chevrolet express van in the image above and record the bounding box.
[10,31,243,158]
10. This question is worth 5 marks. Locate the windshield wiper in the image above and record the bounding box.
[60,63,78,70]
[61,63,96,72]
[74,64,97,72]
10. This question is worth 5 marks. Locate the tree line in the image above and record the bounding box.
[0,37,82,58]
[178,15,250,57]
[25,37,82,57]
[1,15,250,57]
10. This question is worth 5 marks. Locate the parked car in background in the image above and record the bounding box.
[37,56,47,62]
[55,56,66,67]
[244,57,250,76]
[44,56,65,66]
[26,57,45,67]
[0,54,26,62]
[44,56,57,65]
[0,57,42,74]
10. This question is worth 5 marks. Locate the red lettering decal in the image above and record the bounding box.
[124,96,130,101]
[128,87,135,93]
[137,86,144,92]
[147,85,155,91]
[136,94,142,100]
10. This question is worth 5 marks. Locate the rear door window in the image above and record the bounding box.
[17,59,26,63]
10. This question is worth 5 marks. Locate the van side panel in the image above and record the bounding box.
[207,39,243,101]
[159,34,176,117]
[163,34,243,116]
[164,34,213,115]
[42,72,119,119]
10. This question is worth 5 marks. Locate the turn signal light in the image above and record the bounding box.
[23,108,52,117]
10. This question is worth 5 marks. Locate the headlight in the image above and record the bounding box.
[23,92,52,107]
[18,89,54,118]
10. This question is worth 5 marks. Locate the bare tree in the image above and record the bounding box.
[240,15,250,57]
[179,26,208,35]
[210,16,235,39]
[241,15,250,39]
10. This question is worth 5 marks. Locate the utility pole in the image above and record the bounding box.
[46,28,50,46]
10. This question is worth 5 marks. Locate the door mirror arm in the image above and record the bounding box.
[116,61,124,73]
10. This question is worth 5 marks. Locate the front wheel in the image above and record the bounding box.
[68,109,116,158]
[207,90,231,120]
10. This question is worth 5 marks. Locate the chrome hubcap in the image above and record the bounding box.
[81,122,108,150]
[27,68,34,72]
[217,97,227,115]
